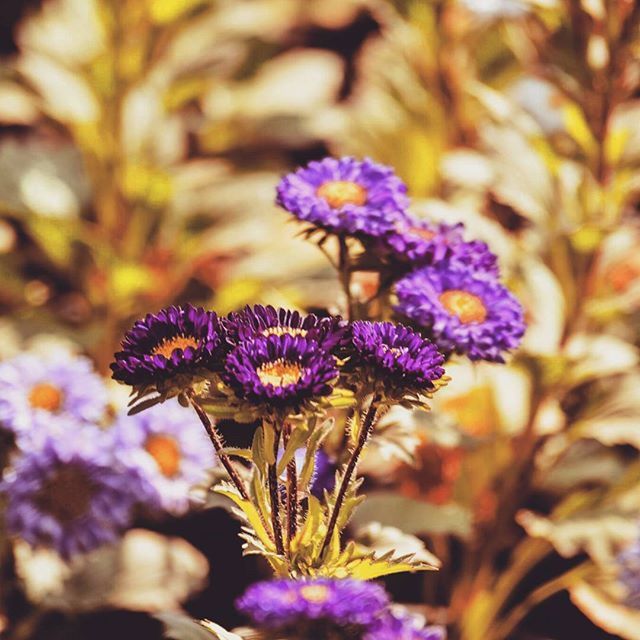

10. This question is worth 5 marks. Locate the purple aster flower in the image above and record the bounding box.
[394,265,525,363]
[236,578,390,637]
[224,305,348,352]
[366,610,445,640]
[1,429,140,559]
[617,537,640,608]
[345,321,445,399]
[0,353,107,436]
[111,305,221,398]
[111,401,214,515]
[276,156,409,238]
[311,449,338,499]
[222,334,339,415]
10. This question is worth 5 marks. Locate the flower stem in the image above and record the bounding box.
[320,397,379,559]
[268,429,285,556]
[338,235,353,321]
[283,424,298,547]
[188,395,250,502]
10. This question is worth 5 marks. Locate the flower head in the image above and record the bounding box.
[345,321,445,400]
[111,401,214,515]
[0,353,107,436]
[111,305,221,399]
[2,430,140,559]
[366,610,445,640]
[394,265,525,363]
[224,305,348,352]
[222,334,338,417]
[276,156,409,238]
[236,578,390,636]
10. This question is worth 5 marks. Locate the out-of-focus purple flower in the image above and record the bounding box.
[366,610,446,640]
[617,537,640,608]
[222,334,338,415]
[0,353,107,436]
[394,265,525,363]
[311,449,337,499]
[111,401,214,515]
[224,305,348,352]
[111,305,221,397]
[276,156,409,238]
[345,321,445,399]
[236,578,390,635]
[1,430,140,559]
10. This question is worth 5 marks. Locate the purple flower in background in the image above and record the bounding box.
[311,449,338,499]
[236,578,390,635]
[222,334,338,415]
[394,265,525,363]
[276,156,409,238]
[224,305,348,352]
[2,430,139,559]
[617,537,640,608]
[0,353,107,436]
[111,400,214,515]
[345,321,445,398]
[111,305,221,396]
[366,610,445,640]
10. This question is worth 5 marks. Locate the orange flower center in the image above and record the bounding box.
[316,180,367,209]
[28,383,63,412]
[262,326,308,338]
[257,359,303,388]
[439,290,487,324]
[37,464,94,523]
[152,335,199,359]
[145,434,181,477]
[299,584,330,603]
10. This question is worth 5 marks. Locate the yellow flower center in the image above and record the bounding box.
[28,383,63,412]
[257,359,303,388]
[439,290,487,324]
[262,326,308,338]
[299,584,330,603]
[145,434,181,477]
[152,335,199,359]
[316,180,367,209]
[37,464,94,523]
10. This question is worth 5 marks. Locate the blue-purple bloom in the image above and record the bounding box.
[111,305,221,396]
[2,429,140,559]
[366,610,445,640]
[111,401,214,515]
[222,334,338,415]
[617,537,640,608]
[345,321,445,399]
[276,156,409,238]
[394,265,525,363]
[0,353,107,436]
[236,578,390,634]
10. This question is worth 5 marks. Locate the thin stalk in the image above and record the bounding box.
[283,424,298,546]
[268,429,285,556]
[320,398,379,558]
[338,235,354,321]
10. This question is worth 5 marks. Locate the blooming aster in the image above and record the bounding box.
[111,401,214,515]
[111,305,221,399]
[276,156,409,238]
[2,429,140,559]
[394,265,525,363]
[345,321,445,400]
[617,536,640,608]
[224,305,348,352]
[0,352,107,436]
[236,578,390,638]
[366,610,445,640]
[222,334,339,417]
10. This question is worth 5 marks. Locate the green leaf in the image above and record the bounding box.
[276,422,312,476]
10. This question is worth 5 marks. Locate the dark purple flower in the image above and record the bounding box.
[617,537,640,608]
[224,305,348,352]
[394,265,525,363]
[236,578,390,636]
[311,449,338,499]
[111,305,221,396]
[366,610,446,640]
[276,156,409,238]
[222,334,339,415]
[1,429,140,559]
[345,321,445,399]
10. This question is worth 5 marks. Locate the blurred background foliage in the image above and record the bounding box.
[1,0,640,639]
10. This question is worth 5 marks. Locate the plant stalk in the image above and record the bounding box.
[268,429,285,555]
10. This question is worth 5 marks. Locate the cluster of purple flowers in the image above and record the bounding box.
[236,577,445,640]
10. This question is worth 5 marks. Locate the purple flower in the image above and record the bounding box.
[222,334,338,415]
[111,401,214,515]
[311,449,338,499]
[617,537,640,608]
[111,305,222,397]
[1,429,140,559]
[236,578,390,635]
[366,610,446,640]
[394,265,525,363]
[224,305,348,352]
[345,321,445,399]
[276,156,409,238]
[0,353,107,437]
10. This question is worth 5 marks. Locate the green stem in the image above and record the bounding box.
[283,424,298,547]
[268,429,285,556]
[338,235,354,321]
